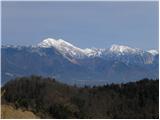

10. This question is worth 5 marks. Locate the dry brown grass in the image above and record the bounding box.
[1,104,39,119]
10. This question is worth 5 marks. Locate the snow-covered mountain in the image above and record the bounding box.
[38,38,85,58]
[37,38,158,65]
[2,38,159,85]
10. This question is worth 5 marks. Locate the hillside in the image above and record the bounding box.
[1,104,39,119]
[1,76,159,119]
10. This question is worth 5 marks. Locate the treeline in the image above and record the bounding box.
[1,76,159,119]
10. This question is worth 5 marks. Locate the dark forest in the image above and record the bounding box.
[1,76,159,119]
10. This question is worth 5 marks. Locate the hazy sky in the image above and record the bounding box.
[2,1,159,50]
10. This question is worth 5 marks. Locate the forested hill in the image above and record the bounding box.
[1,76,159,119]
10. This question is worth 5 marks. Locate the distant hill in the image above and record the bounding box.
[1,76,159,119]
[2,38,159,85]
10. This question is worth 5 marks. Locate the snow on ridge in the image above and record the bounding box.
[38,38,58,48]
[37,38,159,58]
[4,38,157,59]
[38,38,79,49]
[148,50,159,56]
[109,44,139,53]
[38,38,86,58]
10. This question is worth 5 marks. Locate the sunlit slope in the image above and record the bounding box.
[1,104,39,119]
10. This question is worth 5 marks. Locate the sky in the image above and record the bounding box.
[2,1,159,50]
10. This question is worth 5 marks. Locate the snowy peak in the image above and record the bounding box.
[38,38,85,58]
[38,38,73,48]
[148,50,158,56]
[110,44,138,53]
[38,38,57,47]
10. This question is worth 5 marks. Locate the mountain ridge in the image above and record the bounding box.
[3,38,158,61]
[2,38,159,85]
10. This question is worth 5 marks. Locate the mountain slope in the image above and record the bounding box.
[2,38,159,85]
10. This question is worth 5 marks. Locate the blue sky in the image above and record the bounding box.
[2,1,158,50]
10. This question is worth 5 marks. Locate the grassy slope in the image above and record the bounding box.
[1,104,39,119]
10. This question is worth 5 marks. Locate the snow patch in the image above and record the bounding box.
[148,50,158,56]
[110,44,137,53]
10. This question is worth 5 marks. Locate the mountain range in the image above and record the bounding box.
[2,38,159,85]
